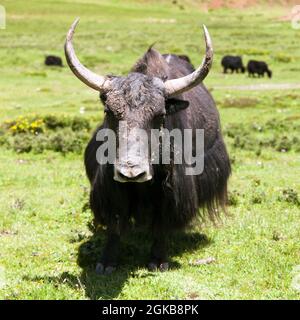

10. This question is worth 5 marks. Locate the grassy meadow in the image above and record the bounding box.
[0,0,300,299]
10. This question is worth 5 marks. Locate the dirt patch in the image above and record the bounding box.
[220,97,259,108]
[279,4,300,21]
[0,230,18,237]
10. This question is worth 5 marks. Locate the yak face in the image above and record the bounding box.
[65,19,213,183]
[100,72,189,183]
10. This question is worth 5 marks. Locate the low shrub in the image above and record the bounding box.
[10,129,90,154]
[224,119,300,153]
[227,190,240,206]
[1,114,92,154]
[273,53,293,63]
[43,114,72,130]
[43,114,90,131]
[278,188,299,206]
[4,117,45,135]
[250,190,266,204]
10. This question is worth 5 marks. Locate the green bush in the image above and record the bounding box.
[49,129,89,154]
[1,114,92,154]
[43,114,72,130]
[227,190,240,206]
[12,134,34,153]
[71,117,90,131]
[278,189,299,206]
[250,190,266,204]
[274,53,292,63]
[4,117,45,135]
[224,119,300,153]
[10,130,90,154]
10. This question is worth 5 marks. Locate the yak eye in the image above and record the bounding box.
[156,112,166,122]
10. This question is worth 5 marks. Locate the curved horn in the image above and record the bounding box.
[64,18,110,91]
[164,25,213,97]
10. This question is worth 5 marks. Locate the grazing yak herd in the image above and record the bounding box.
[221,55,272,78]
[47,53,272,78]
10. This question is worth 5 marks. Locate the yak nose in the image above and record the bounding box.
[114,165,152,183]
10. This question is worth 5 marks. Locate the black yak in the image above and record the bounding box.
[65,18,231,274]
[221,55,245,74]
[45,55,63,67]
[247,60,272,78]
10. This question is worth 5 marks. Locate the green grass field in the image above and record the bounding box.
[0,0,300,299]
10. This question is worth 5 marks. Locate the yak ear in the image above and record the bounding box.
[165,98,190,115]
[133,61,147,74]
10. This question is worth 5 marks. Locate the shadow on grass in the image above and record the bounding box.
[75,228,211,299]
[24,229,211,299]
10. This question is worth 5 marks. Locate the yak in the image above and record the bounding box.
[221,55,245,74]
[247,60,272,78]
[45,55,63,67]
[65,18,231,274]
[177,54,195,69]
[163,54,195,72]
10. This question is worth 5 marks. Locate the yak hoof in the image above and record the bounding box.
[148,262,169,272]
[159,262,169,272]
[148,262,158,272]
[95,263,116,275]
[95,263,105,274]
[104,266,116,275]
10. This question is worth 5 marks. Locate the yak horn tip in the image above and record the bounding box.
[199,24,208,35]
[164,23,213,97]
[66,18,80,42]
[74,17,80,25]
[202,24,213,54]
[71,17,80,30]
[202,24,210,41]
[65,17,109,92]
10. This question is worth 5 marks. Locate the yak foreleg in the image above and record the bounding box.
[96,221,120,275]
[148,231,169,272]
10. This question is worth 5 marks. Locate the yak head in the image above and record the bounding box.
[267,69,272,78]
[65,18,213,183]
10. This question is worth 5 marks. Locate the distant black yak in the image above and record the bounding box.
[65,19,231,274]
[45,55,63,67]
[247,60,272,78]
[221,55,245,74]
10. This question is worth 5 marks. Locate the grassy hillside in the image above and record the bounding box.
[0,0,299,299]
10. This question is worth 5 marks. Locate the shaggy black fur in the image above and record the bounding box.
[247,60,272,78]
[45,55,63,67]
[221,55,246,74]
[84,49,231,273]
